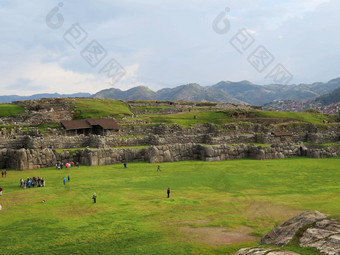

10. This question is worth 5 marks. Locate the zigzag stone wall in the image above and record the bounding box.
[1,143,339,170]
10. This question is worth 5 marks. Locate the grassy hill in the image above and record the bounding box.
[0,158,338,254]
[315,86,340,106]
[73,99,132,119]
[146,109,334,127]
[0,103,25,117]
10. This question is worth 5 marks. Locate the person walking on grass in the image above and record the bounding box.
[68,175,70,182]
[0,186,3,196]
[63,177,66,185]
[123,162,127,168]
[4,169,7,177]
[167,188,170,198]
[1,171,3,177]
[157,165,161,172]
[92,193,97,203]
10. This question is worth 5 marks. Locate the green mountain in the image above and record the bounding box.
[93,86,157,101]
[156,83,244,103]
[209,78,340,105]
[314,86,340,106]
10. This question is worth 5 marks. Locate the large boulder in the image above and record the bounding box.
[236,211,340,255]
[235,248,300,255]
[300,218,340,255]
[259,210,327,246]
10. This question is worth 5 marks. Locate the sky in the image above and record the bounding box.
[0,0,339,95]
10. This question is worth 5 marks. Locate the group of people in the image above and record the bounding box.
[63,175,70,185]
[1,169,7,177]
[20,177,45,188]
[56,161,79,169]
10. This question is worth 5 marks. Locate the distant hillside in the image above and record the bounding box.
[93,78,340,105]
[93,86,157,101]
[156,83,244,104]
[93,84,245,104]
[315,86,340,106]
[2,78,340,105]
[0,93,91,103]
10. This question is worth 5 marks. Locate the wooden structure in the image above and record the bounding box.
[61,119,119,136]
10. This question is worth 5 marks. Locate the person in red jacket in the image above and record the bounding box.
[0,186,3,196]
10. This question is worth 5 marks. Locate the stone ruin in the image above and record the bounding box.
[0,109,339,170]
[235,210,340,255]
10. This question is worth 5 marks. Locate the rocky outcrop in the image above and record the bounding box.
[235,248,300,255]
[300,218,340,255]
[260,210,327,246]
[236,211,340,255]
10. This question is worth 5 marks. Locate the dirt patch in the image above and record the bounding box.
[242,201,300,221]
[180,226,256,247]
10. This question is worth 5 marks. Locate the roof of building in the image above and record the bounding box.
[272,131,293,137]
[87,118,119,130]
[61,120,92,130]
[61,118,119,130]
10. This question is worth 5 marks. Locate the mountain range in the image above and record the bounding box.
[1,78,340,106]
[0,93,91,104]
[93,78,340,105]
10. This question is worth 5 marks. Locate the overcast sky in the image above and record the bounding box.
[0,0,339,95]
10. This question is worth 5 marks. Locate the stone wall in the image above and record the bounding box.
[1,143,339,170]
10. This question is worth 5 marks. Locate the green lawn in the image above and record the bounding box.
[0,103,25,117]
[150,111,231,126]
[146,109,335,127]
[0,158,339,255]
[252,110,332,124]
[132,106,175,112]
[73,99,132,119]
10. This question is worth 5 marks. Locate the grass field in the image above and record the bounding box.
[0,158,339,255]
[0,104,25,117]
[252,110,333,124]
[146,110,333,127]
[73,99,132,119]
[149,111,231,126]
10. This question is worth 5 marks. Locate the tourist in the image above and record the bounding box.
[41,178,45,187]
[24,181,27,189]
[167,188,170,198]
[63,177,66,185]
[92,193,97,203]
[0,186,3,196]
[20,178,24,188]
[4,169,7,177]
[123,162,127,168]
[61,162,64,169]
[68,175,70,182]
[28,179,32,188]
[76,162,79,168]
[157,165,161,172]
[1,171,3,177]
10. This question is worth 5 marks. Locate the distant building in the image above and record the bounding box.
[61,118,119,136]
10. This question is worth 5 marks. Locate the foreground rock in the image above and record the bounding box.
[235,211,340,255]
[300,218,340,255]
[260,210,327,246]
[235,248,300,255]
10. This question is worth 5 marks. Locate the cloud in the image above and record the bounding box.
[0,0,339,95]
